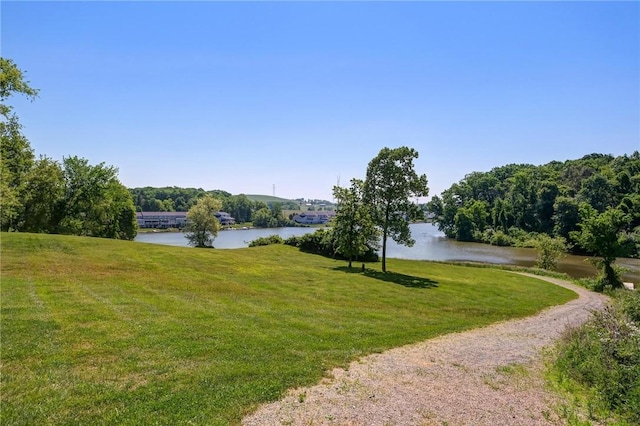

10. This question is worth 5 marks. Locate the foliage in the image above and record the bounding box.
[21,156,65,233]
[54,156,137,239]
[295,228,336,257]
[364,146,429,272]
[251,203,296,228]
[252,207,278,228]
[427,152,640,260]
[282,229,379,262]
[248,234,284,247]
[0,57,37,231]
[332,179,379,267]
[550,292,640,424]
[184,195,222,247]
[130,186,229,212]
[0,58,137,240]
[571,206,630,289]
[532,234,568,270]
[1,232,576,425]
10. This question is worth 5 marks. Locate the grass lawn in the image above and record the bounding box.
[1,233,576,425]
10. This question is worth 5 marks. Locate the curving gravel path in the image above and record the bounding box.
[243,274,609,426]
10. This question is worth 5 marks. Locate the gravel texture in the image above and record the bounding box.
[243,274,608,426]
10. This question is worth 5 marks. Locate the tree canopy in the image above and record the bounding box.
[332,179,379,268]
[427,152,640,259]
[364,146,429,272]
[1,58,137,240]
[184,195,222,248]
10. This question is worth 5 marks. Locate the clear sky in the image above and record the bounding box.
[2,1,639,202]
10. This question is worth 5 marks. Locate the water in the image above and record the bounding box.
[135,223,640,282]
[135,226,317,248]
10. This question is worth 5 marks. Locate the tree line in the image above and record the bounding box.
[427,152,640,288]
[130,187,303,226]
[1,58,138,240]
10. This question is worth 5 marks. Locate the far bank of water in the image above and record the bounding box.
[135,223,639,282]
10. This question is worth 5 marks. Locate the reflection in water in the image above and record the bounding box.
[135,223,639,283]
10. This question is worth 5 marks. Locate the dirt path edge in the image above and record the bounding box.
[243,273,609,426]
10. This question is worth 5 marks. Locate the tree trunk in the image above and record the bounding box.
[382,229,387,272]
[603,260,622,289]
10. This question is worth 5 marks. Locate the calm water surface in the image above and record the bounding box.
[135,223,639,282]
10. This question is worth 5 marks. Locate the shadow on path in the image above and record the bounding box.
[333,266,438,289]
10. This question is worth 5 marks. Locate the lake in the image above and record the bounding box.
[135,223,640,282]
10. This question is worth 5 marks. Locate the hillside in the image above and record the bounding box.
[1,233,576,425]
[243,194,297,204]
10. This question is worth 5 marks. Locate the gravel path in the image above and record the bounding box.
[243,274,609,426]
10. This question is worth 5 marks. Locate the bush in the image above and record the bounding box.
[248,235,284,247]
[489,230,512,246]
[616,290,640,324]
[552,293,640,424]
[250,229,379,263]
[284,236,299,247]
[296,229,335,257]
[532,235,567,271]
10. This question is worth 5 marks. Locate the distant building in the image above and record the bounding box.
[136,211,235,228]
[292,211,336,225]
[214,211,236,226]
[136,212,187,229]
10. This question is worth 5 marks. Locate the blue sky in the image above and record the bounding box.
[3,1,639,202]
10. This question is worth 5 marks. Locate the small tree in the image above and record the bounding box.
[332,179,379,268]
[533,234,567,270]
[184,195,222,248]
[364,146,429,272]
[571,206,629,289]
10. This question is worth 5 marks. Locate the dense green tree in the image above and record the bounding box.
[21,156,64,233]
[332,179,379,268]
[553,196,581,240]
[571,207,629,289]
[429,152,640,259]
[222,194,253,223]
[184,195,222,248]
[363,147,429,272]
[535,181,560,233]
[252,207,277,228]
[454,207,475,242]
[101,181,138,240]
[453,200,489,241]
[578,173,615,213]
[491,197,514,231]
[55,156,137,240]
[0,58,38,231]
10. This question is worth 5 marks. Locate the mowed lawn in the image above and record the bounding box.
[1,233,576,425]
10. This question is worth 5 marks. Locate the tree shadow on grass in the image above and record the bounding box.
[333,266,439,289]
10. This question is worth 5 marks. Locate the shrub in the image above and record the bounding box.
[288,229,379,262]
[532,235,567,271]
[284,236,299,247]
[248,235,284,247]
[552,294,640,424]
[616,290,640,324]
[297,229,335,257]
[489,230,512,246]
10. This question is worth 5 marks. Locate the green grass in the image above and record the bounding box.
[1,233,577,425]
[243,194,297,204]
[546,291,640,425]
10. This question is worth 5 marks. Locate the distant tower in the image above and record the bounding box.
[273,184,275,197]
[337,174,341,188]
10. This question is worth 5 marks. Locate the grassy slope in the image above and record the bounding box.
[243,194,296,204]
[1,233,576,425]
